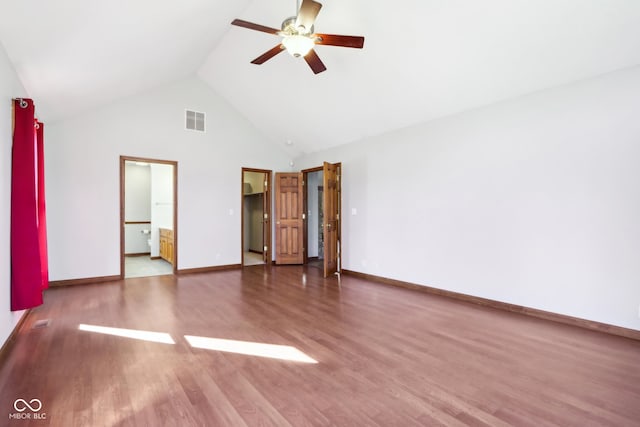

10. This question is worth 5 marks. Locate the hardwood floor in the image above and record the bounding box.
[1,266,639,426]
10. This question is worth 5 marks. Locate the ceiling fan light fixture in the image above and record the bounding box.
[282,35,315,57]
[231,0,364,73]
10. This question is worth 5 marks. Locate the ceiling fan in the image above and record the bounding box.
[231,0,365,74]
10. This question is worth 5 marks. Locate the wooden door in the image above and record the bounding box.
[323,162,340,277]
[275,172,304,264]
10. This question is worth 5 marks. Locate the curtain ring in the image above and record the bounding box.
[17,98,28,109]
[35,122,40,129]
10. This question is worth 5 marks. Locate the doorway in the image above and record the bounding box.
[274,162,341,277]
[304,169,324,270]
[241,168,272,266]
[120,156,178,278]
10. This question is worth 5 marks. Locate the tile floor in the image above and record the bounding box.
[243,251,265,266]
[124,256,173,278]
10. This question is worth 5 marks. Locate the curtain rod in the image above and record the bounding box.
[13,98,29,109]
[12,98,41,124]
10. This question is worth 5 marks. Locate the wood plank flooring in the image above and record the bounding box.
[1,265,639,426]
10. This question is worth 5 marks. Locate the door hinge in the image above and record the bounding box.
[336,214,340,220]
[302,213,306,220]
[264,213,268,219]
[264,180,268,187]
[263,245,268,252]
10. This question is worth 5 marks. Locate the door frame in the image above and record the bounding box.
[302,164,342,273]
[120,156,178,279]
[241,168,272,266]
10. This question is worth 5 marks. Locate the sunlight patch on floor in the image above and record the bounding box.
[185,335,318,364]
[78,324,176,344]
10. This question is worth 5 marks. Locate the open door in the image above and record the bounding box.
[275,172,304,264]
[323,162,340,277]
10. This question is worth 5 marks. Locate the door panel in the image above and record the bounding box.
[323,162,340,277]
[275,173,304,264]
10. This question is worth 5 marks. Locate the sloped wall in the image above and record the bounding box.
[297,66,640,331]
[46,77,290,280]
[0,43,29,347]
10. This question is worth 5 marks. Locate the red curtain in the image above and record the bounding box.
[11,98,48,311]
[36,120,49,290]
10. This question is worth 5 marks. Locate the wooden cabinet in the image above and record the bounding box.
[159,228,174,266]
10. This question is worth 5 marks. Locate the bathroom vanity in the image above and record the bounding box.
[159,228,174,266]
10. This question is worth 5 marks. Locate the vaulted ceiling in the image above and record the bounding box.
[2,0,640,156]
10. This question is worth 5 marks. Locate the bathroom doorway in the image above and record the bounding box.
[120,156,178,278]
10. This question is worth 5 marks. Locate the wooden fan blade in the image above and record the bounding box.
[314,33,365,49]
[231,19,280,35]
[304,49,327,74]
[251,45,285,65]
[295,0,322,34]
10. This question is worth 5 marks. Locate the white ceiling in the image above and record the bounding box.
[2,0,640,156]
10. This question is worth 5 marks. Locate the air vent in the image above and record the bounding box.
[185,110,205,132]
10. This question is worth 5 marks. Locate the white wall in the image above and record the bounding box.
[0,42,28,347]
[124,162,151,254]
[297,66,640,331]
[124,162,151,222]
[243,171,264,195]
[150,163,173,257]
[46,76,290,279]
[307,171,322,258]
[124,223,151,255]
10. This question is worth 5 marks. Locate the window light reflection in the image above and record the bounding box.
[184,335,318,364]
[78,324,175,344]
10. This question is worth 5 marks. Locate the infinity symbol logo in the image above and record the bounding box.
[13,398,42,412]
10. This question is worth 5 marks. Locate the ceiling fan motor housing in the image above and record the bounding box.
[281,16,314,35]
